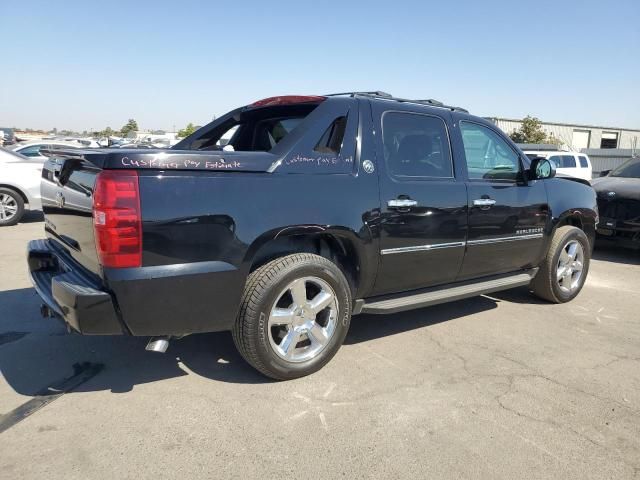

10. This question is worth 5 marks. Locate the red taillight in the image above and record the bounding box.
[93,170,142,268]
[249,95,326,108]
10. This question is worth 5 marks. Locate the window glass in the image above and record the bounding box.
[255,118,304,150]
[382,112,453,178]
[460,122,520,181]
[610,158,640,178]
[188,103,319,151]
[216,125,239,147]
[548,155,561,168]
[561,155,577,168]
[600,132,618,149]
[549,155,576,168]
[315,116,347,155]
[579,156,589,168]
[18,145,43,157]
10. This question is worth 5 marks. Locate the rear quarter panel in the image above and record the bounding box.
[107,169,380,335]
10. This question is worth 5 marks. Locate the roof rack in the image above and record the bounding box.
[324,91,468,113]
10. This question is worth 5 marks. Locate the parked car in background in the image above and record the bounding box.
[0,147,43,225]
[592,157,640,248]
[523,150,592,181]
[10,140,85,162]
[0,128,16,146]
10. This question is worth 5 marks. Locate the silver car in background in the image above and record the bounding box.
[0,147,44,225]
[9,140,88,161]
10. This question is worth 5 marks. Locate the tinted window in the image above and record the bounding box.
[611,158,640,178]
[17,145,43,157]
[579,156,589,168]
[216,125,239,147]
[257,118,304,150]
[563,155,577,168]
[187,103,319,151]
[315,116,347,155]
[460,122,520,181]
[549,155,576,168]
[382,112,452,178]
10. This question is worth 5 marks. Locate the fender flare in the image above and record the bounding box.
[242,224,376,297]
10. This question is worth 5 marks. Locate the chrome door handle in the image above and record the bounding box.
[388,198,418,208]
[473,198,496,207]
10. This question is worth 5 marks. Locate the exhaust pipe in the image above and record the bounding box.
[146,336,170,353]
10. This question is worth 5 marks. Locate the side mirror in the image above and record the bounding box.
[529,157,556,180]
[599,169,611,177]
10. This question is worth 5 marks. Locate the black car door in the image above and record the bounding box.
[370,103,468,296]
[452,117,549,280]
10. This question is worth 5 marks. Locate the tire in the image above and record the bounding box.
[232,253,352,380]
[0,188,25,226]
[530,225,590,303]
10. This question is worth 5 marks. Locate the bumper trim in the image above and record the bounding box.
[27,239,124,335]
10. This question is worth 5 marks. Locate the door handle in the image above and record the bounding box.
[473,198,496,207]
[388,198,418,209]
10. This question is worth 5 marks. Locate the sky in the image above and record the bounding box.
[1,0,639,132]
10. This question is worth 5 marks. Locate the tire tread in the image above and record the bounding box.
[232,253,350,380]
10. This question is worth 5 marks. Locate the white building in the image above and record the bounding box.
[488,117,640,152]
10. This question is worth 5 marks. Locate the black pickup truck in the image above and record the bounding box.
[29,92,598,380]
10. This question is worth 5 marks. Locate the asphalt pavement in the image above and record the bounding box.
[1,213,639,479]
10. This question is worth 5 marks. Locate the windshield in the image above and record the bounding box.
[610,158,640,178]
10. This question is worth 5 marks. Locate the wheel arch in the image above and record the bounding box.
[552,210,595,250]
[0,184,29,204]
[243,226,370,297]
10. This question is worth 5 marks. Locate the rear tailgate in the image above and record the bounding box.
[41,148,276,277]
[41,150,104,276]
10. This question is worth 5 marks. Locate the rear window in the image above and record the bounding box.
[186,104,319,152]
[579,156,589,168]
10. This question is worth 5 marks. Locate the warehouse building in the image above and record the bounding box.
[487,117,640,151]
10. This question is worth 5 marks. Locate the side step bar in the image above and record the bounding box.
[359,269,538,315]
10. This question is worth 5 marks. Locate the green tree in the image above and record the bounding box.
[120,119,139,138]
[509,116,552,144]
[96,126,115,137]
[177,123,198,138]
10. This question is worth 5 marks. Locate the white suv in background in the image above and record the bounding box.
[523,150,592,181]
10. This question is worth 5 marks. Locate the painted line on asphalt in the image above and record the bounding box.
[0,362,103,434]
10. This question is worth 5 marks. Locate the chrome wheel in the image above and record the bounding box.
[268,276,339,363]
[0,194,18,222]
[556,240,585,294]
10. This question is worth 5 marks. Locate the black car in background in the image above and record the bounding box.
[0,127,16,146]
[592,157,640,248]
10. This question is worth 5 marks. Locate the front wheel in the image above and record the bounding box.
[232,253,352,380]
[530,226,591,303]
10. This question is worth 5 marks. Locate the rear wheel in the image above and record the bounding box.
[0,188,24,226]
[233,253,351,380]
[530,226,590,303]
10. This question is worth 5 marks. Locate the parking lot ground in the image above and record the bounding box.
[1,215,639,480]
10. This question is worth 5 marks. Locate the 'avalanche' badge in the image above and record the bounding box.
[362,160,375,174]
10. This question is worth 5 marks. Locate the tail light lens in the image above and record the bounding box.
[93,170,142,268]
